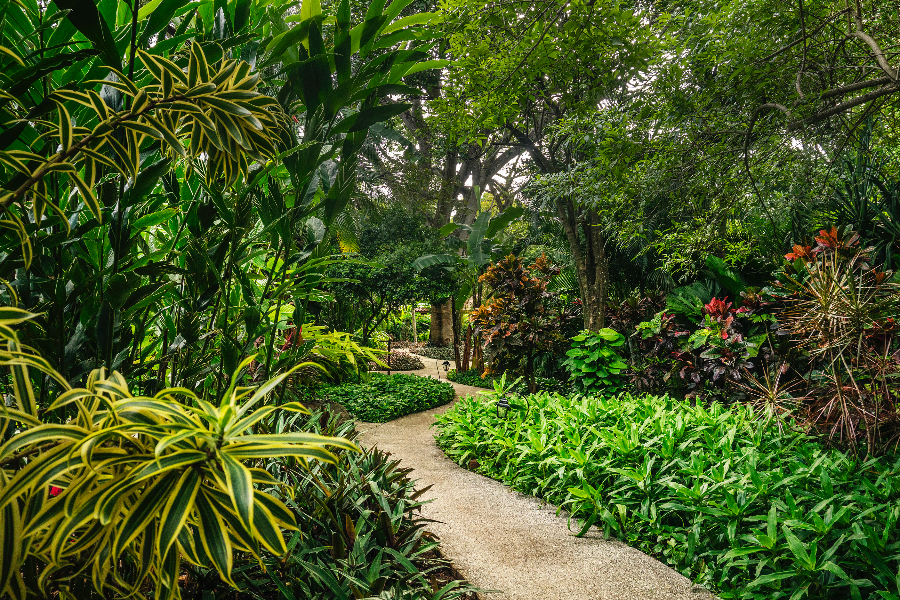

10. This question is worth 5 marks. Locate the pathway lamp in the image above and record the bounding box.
[496,394,510,418]
[442,360,450,373]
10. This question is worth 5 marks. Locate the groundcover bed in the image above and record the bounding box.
[435,390,900,599]
[318,373,456,422]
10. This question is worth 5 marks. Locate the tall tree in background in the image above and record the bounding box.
[434,0,653,330]
[433,0,900,329]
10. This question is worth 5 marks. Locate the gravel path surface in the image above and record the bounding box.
[356,362,714,600]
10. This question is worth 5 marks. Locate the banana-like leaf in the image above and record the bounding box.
[467,212,492,269]
[411,253,458,271]
[485,206,525,238]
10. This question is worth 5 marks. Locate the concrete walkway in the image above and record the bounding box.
[356,367,713,600]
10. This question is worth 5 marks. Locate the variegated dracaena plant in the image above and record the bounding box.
[0,42,289,266]
[0,308,356,600]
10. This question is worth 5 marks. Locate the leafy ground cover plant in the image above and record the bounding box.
[562,329,628,395]
[183,408,478,600]
[434,390,900,599]
[446,368,495,388]
[318,374,455,422]
[368,352,426,371]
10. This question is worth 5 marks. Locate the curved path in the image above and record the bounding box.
[357,358,715,600]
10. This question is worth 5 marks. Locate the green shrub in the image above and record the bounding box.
[562,329,628,394]
[321,373,455,422]
[434,391,900,599]
[189,408,476,600]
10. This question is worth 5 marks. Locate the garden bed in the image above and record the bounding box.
[434,390,900,599]
[416,345,456,361]
[316,373,456,422]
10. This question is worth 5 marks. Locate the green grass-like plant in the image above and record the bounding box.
[321,373,455,422]
[434,391,900,599]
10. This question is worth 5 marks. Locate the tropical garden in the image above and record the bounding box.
[0,0,898,598]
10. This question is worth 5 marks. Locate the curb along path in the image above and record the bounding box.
[356,363,713,600]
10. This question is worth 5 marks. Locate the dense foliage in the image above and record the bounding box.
[0,316,356,600]
[470,254,579,391]
[447,368,571,396]
[611,230,900,453]
[435,391,900,599]
[368,351,425,371]
[0,0,452,597]
[318,373,455,422]
[188,408,476,600]
[322,213,451,343]
[561,329,628,395]
[2,0,900,595]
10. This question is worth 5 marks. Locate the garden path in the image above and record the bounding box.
[357,358,714,600]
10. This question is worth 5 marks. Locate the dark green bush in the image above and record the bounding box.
[321,373,455,422]
[185,409,476,600]
[434,391,900,599]
[446,368,493,387]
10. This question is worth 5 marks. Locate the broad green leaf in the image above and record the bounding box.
[52,0,121,70]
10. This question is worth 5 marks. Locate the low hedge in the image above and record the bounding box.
[321,373,455,422]
[434,391,900,599]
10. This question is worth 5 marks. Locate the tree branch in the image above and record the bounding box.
[849,11,898,81]
[793,83,900,127]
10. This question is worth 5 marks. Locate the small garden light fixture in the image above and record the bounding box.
[496,394,510,418]
[442,360,450,372]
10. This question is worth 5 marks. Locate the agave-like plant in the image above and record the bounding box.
[0,308,356,600]
[778,228,900,453]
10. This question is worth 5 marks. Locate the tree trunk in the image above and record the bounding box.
[461,326,471,372]
[471,280,485,372]
[451,299,462,368]
[555,198,609,331]
[472,335,484,373]
[429,299,454,346]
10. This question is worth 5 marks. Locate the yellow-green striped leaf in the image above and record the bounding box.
[195,490,234,584]
[158,469,200,557]
[218,451,253,532]
[113,471,179,556]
